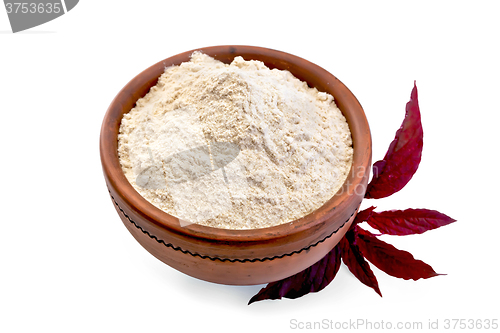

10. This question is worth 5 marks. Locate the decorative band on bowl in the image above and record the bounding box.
[110,190,359,263]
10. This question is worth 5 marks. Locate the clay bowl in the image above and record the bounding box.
[100,45,371,285]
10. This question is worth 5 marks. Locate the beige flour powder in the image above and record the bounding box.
[118,52,353,229]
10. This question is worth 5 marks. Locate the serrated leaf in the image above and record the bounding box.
[365,82,423,199]
[354,226,441,280]
[365,208,456,235]
[248,245,341,304]
[340,231,382,296]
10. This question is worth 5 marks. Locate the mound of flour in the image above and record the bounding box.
[118,52,353,229]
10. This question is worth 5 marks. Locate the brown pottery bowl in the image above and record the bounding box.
[100,45,371,285]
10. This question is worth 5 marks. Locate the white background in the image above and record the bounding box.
[1,1,499,332]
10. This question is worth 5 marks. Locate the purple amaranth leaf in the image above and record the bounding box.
[354,226,441,280]
[248,245,341,304]
[352,206,376,226]
[365,82,423,199]
[365,208,456,235]
[339,230,382,296]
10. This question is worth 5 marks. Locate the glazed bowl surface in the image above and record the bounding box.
[100,45,371,285]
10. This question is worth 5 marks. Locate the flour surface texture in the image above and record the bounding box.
[118,53,353,229]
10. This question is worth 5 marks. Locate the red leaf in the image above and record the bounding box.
[353,206,376,226]
[248,245,341,304]
[365,208,456,235]
[354,226,441,280]
[340,231,382,296]
[365,82,423,199]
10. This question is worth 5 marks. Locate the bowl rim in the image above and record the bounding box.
[100,45,371,245]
